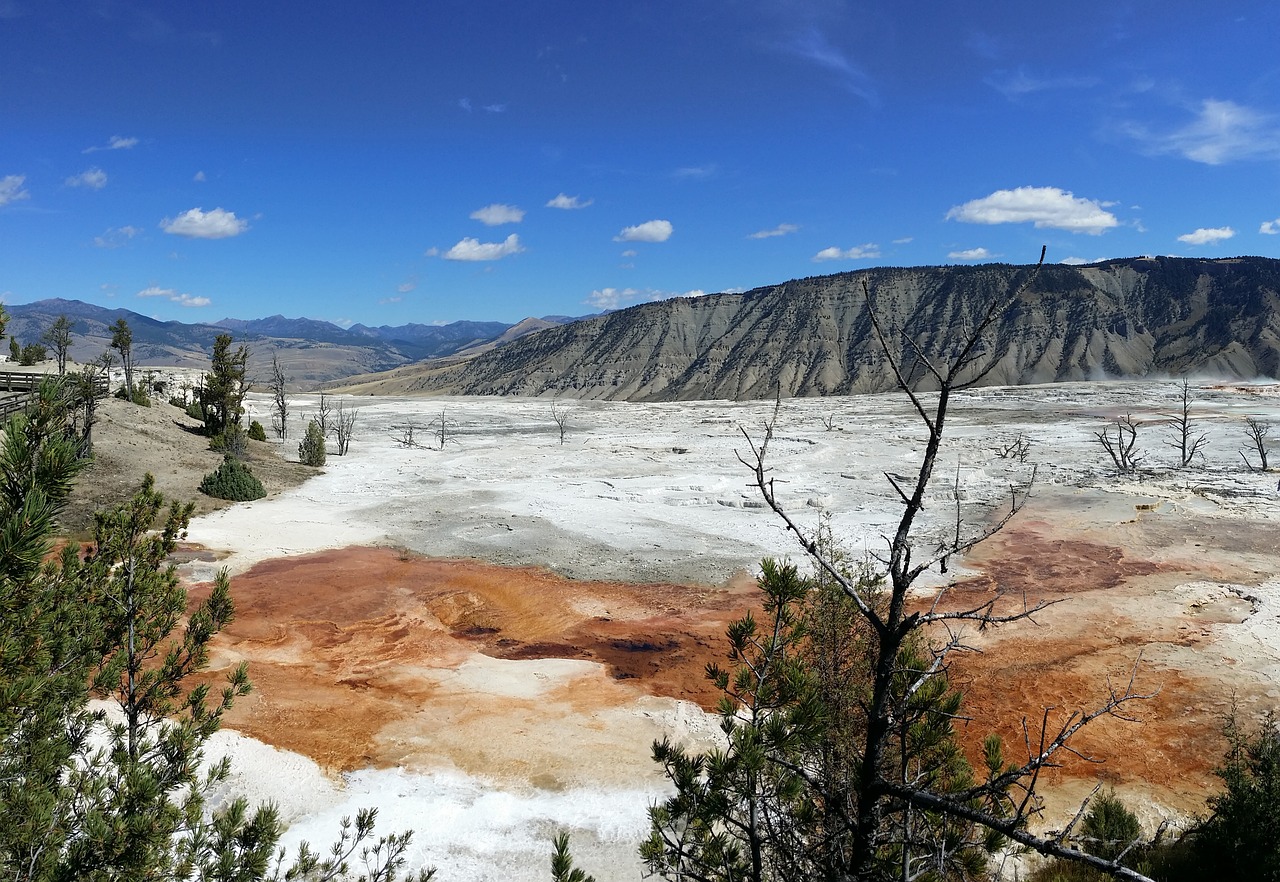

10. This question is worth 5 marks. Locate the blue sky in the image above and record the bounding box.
[3,1,1280,327]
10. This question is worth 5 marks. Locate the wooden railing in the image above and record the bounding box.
[0,372,110,421]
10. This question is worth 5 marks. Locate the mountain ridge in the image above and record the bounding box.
[390,255,1280,400]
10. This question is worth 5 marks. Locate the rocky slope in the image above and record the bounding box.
[402,256,1280,400]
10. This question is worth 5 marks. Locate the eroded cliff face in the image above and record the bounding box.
[418,256,1280,401]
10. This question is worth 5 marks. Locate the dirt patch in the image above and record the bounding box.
[61,395,315,536]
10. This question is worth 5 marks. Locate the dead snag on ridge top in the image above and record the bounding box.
[729,247,1155,881]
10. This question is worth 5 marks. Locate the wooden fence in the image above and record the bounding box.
[0,372,111,421]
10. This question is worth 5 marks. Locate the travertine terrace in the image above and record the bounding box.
[182,380,1279,880]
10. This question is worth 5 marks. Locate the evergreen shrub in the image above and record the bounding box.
[199,455,266,501]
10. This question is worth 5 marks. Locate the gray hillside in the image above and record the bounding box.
[413,256,1280,401]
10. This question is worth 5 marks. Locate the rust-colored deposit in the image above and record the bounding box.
[927,495,1279,819]
[190,548,753,784]
[190,488,1278,816]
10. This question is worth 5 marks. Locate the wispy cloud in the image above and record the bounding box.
[614,219,673,243]
[947,186,1118,234]
[83,135,139,154]
[470,203,525,225]
[892,237,913,245]
[985,68,1099,99]
[137,286,209,307]
[546,193,592,210]
[379,296,403,305]
[586,287,708,311]
[673,164,717,180]
[1124,99,1280,165]
[813,243,880,261]
[93,225,142,248]
[443,233,524,261]
[1177,226,1235,246]
[1261,218,1280,235]
[948,247,995,260]
[1059,256,1109,265]
[458,98,506,114]
[0,174,30,207]
[748,223,799,239]
[193,170,207,182]
[160,207,248,239]
[397,280,417,293]
[65,167,108,190]
[784,27,877,104]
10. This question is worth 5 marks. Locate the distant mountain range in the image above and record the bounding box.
[0,298,572,387]
[361,256,1280,400]
[11,257,1280,399]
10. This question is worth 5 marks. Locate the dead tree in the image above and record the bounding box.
[315,392,333,438]
[993,432,1033,463]
[1165,378,1208,468]
[392,423,426,449]
[334,401,358,455]
[431,408,457,450]
[1241,417,1271,471]
[736,248,1155,881]
[821,413,840,432]
[269,353,291,440]
[550,399,570,445]
[1096,415,1142,474]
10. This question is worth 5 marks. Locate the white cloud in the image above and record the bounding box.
[1127,99,1280,165]
[1060,256,1108,265]
[587,286,707,311]
[748,223,799,239]
[892,237,914,245]
[812,243,881,262]
[0,174,30,206]
[160,207,249,239]
[614,219,673,243]
[137,286,209,307]
[546,193,593,210]
[946,186,1118,234]
[620,249,638,258]
[397,281,417,293]
[948,247,995,260]
[1260,219,1280,235]
[93,225,142,248]
[193,170,207,182]
[1177,226,1235,246]
[443,233,524,261]
[65,167,108,189]
[379,296,404,305]
[470,203,525,226]
[83,135,139,154]
[483,103,507,113]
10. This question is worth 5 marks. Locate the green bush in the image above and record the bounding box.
[115,385,151,406]
[199,456,266,501]
[209,426,247,458]
[298,419,326,467]
[247,420,267,442]
[185,400,205,422]
[168,395,187,409]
